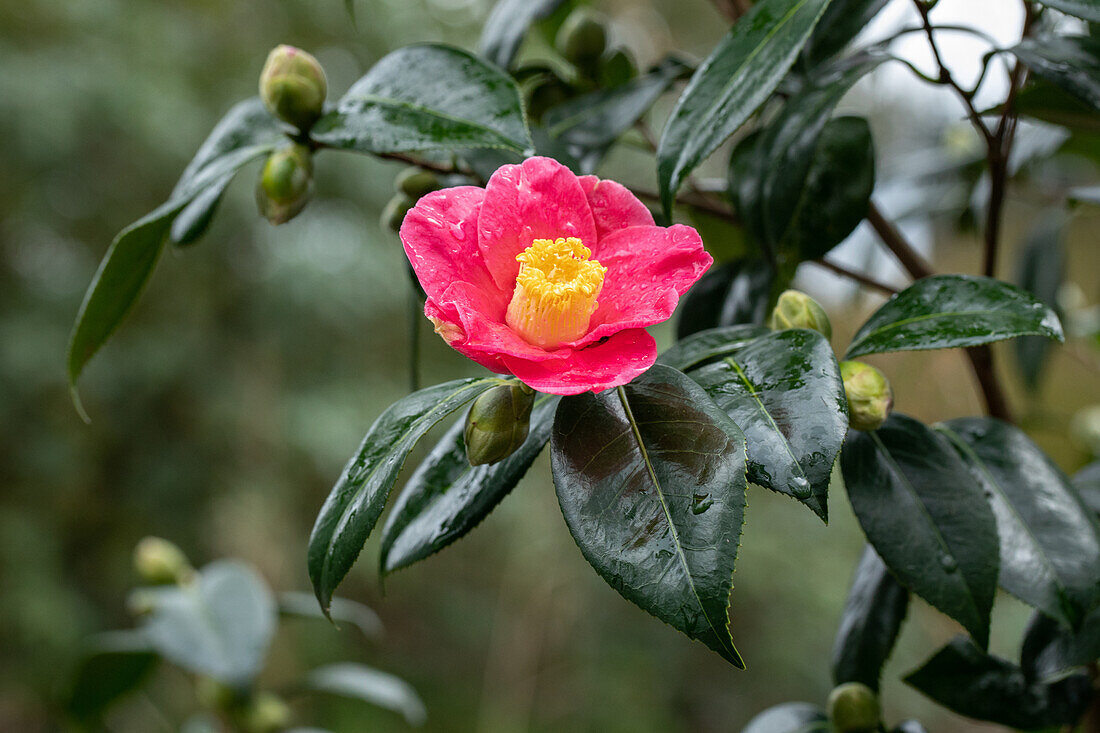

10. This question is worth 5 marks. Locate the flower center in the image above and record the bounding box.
[505,237,606,349]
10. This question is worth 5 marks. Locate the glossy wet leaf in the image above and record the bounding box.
[691,329,847,521]
[308,377,502,611]
[478,0,567,69]
[278,591,383,639]
[551,365,748,667]
[937,418,1100,628]
[657,324,770,372]
[138,560,276,686]
[801,0,889,64]
[66,630,158,720]
[675,259,777,339]
[311,44,531,155]
[832,545,910,692]
[734,56,881,263]
[545,58,689,168]
[1012,78,1100,133]
[1021,608,1100,683]
[67,143,274,396]
[904,636,1092,730]
[845,275,1064,359]
[841,414,999,647]
[741,702,829,733]
[1034,1,1100,24]
[1011,35,1100,110]
[657,0,833,215]
[1014,213,1065,389]
[379,396,559,575]
[307,662,427,726]
[1075,460,1100,515]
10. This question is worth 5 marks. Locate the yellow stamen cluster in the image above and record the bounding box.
[506,237,606,349]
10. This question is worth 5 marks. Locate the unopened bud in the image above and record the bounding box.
[556,8,608,69]
[827,682,881,733]
[770,289,832,339]
[381,194,415,233]
[241,691,291,733]
[840,361,893,432]
[133,536,194,585]
[464,383,535,466]
[395,166,442,201]
[599,48,638,88]
[257,144,313,225]
[259,44,327,131]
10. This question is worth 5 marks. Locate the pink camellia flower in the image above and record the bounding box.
[400,156,713,395]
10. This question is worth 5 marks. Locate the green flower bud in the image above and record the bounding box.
[598,48,638,88]
[259,44,327,131]
[133,536,194,585]
[195,676,241,711]
[840,361,893,432]
[556,8,608,69]
[827,682,881,733]
[525,74,573,124]
[241,691,291,733]
[769,289,832,339]
[464,383,535,466]
[395,166,442,201]
[381,193,416,233]
[257,144,313,225]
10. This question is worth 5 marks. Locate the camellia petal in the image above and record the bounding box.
[400,156,712,395]
[477,157,598,292]
[578,175,655,243]
[401,186,502,307]
[502,329,658,395]
[574,224,712,347]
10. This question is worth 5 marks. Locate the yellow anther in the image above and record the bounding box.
[505,237,606,348]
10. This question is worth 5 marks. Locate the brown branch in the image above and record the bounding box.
[631,186,740,222]
[865,200,1015,422]
[812,259,899,296]
[866,201,935,278]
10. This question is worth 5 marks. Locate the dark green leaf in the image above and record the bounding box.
[741,702,829,733]
[937,418,1100,628]
[545,58,689,168]
[657,324,770,372]
[801,0,890,64]
[66,630,158,720]
[1012,78,1100,133]
[841,414,999,647]
[306,662,427,726]
[278,591,383,639]
[1075,461,1100,515]
[831,545,910,692]
[170,174,232,246]
[551,365,748,667]
[657,0,833,215]
[754,57,881,263]
[845,274,1065,358]
[66,144,273,398]
[1021,608,1100,683]
[675,259,777,339]
[308,377,503,611]
[478,0,567,69]
[904,636,1091,730]
[691,329,847,521]
[1014,213,1066,389]
[311,44,531,155]
[378,396,559,575]
[1011,35,1100,110]
[139,560,276,686]
[1034,0,1100,23]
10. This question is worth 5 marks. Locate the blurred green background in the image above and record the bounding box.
[2,0,1098,731]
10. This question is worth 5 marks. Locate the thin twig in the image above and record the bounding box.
[812,259,899,296]
[631,186,740,222]
[865,201,934,279]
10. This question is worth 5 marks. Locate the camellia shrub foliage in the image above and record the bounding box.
[69,0,1100,730]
